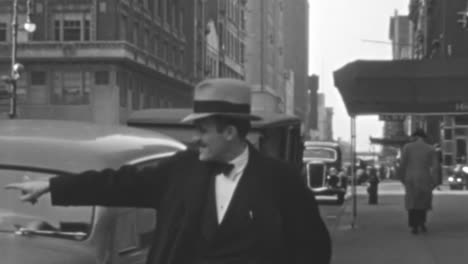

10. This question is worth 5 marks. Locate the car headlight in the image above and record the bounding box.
[448,176,454,182]
[457,178,463,183]
[462,166,468,174]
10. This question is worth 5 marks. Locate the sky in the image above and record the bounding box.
[308,0,410,151]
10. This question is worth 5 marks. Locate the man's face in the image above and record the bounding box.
[193,117,230,161]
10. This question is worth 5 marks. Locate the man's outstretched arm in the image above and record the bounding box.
[5,151,187,208]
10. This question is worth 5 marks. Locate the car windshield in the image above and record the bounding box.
[0,169,92,240]
[304,148,337,160]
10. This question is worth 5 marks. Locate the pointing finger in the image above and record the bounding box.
[4,183,23,190]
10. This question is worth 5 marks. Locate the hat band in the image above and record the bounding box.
[193,100,250,114]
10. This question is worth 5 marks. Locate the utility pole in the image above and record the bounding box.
[1,0,36,119]
[10,0,19,118]
[260,0,264,91]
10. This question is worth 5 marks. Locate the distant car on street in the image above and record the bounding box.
[302,141,347,204]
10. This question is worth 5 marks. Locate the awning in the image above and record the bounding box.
[333,59,468,116]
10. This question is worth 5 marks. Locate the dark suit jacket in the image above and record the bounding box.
[50,145,331,264]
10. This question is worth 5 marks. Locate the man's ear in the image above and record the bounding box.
[224,125,238,140]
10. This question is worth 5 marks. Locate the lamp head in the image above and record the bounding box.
[12,63,24,80]
[24,20,36,33]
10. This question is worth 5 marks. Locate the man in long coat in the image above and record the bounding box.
[399,128,440,234]
[6,78,331,264]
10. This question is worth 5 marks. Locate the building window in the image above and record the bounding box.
[172,47,177,66]
[53,13,91,41]
[165,0,171,25]
[171,1,177,29]
[144,29,149,51]
[444,154,453,166]
[179,8,184,35]
[444,129,453,140]
[118,71,128,108]
[133,22,139,46]
[179,49,184,69]
[31,71,46,86]
[52,71,90,105]
[164,42,169,62]
[158,39,165,58]
[0,23,6,41]
[132,80,141,110]
[158,0,164,19]
[121,15,128,41]
[63,20,81,41]
[95,71,109,85]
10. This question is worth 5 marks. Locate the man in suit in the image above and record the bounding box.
[399,128,440,235]
[5,78,331,264]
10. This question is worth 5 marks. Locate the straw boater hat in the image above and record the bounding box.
[181,78,261,123]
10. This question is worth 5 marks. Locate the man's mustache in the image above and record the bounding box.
[187,140,206,149]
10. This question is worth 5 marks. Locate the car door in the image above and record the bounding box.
[112,157,169,264]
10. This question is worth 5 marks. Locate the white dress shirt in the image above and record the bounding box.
[214,146,249,224]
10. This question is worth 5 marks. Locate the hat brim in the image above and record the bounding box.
[181,113,262,123]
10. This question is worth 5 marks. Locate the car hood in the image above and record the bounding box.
[0,233,95,264]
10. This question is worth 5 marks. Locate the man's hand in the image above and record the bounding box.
[4,181,50,204]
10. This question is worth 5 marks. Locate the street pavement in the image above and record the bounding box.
[321,180,468,264]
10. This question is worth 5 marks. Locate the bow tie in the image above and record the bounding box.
[207,162,235,175]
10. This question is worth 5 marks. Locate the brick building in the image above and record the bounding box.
[0,0,196,124]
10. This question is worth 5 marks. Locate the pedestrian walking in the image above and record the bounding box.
[434,143,443,190]
[399,128,440,235]
[367,167,379,205]
[5,78,331,264]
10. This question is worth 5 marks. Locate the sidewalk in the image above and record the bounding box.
[330,187,468,264]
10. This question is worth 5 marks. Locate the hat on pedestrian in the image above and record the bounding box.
[411,128,427,138]
[181,78,261,123]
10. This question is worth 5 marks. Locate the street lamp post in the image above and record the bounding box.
[2,0,36,119]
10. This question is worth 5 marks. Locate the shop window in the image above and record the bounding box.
[454,115,468,125]
[455,128,466,136]
[30,71,46,86]
[95,71,109,85]
[456,139,467,161]
[52,71,90,105]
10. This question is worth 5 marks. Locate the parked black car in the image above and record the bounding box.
[302,141,347,204]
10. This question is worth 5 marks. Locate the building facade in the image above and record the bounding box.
[245,0,285,113]
[310,92,333,141]
[409,0,468,166]
[307,74,319,131]
[0,0,196,123]
[283,0,309,120]
[381,12,413,158]
[202,0,247,81]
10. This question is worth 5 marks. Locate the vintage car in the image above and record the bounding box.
[0,119,186,264]
[302,141,347,204]
[448,163,468,190]
[127,108,304,168]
